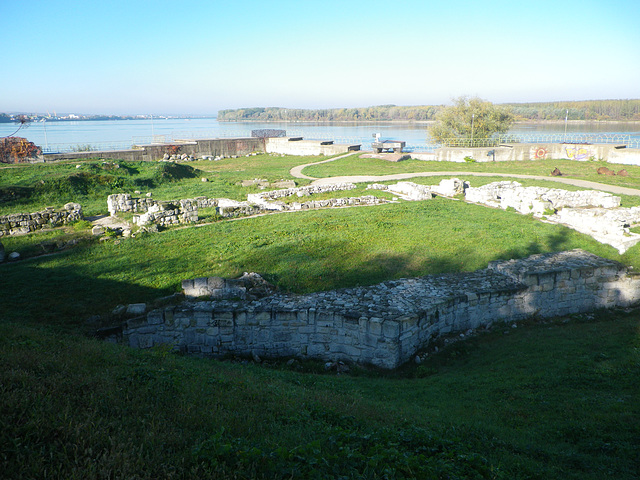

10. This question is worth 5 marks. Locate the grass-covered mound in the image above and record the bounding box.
[0,154,323,216]
[0,160,201,215]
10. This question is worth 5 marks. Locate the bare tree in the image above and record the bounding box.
[4,115,31,137]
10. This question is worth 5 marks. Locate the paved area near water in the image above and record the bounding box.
[289,152,640,197]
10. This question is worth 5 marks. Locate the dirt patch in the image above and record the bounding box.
[360,153,410,162]
[87,215,131,230]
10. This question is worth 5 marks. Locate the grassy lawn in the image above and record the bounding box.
[1,155,639,478]
[1,310,638,479]
[0,199,628,328]
[302,154,640,191]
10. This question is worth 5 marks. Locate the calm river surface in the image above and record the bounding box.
[1,118,639,153]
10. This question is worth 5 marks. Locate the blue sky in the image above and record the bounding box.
[2,0,639,114]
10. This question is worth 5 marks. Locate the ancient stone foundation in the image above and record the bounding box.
[0,203,82,237]
[464,181,640,253]
[107,186,389,228]
[123,249,640,369]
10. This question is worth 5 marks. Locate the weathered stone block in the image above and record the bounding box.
[195,311,212,327]
[215,312,234,327]
[256,311,271,325]
[127,303,147,316]
[273,330,293,342]
[369,318,383,336]
[174,313,191,328]
[307,343,329,356]
[137,335,155,349]
[147,310,164,325]
[298,325,315,335]
[316,312,334,328]
[235,312,247,326]
[276,311,298,324]
[383,321,400,338]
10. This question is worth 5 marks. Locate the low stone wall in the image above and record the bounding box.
[108,193,221,216]
[248,183,357,203]
[463,181,640,253]
[134,200,199,227]
[123,250,640,368]
[368,179,467,200]
[0,203,82,237]
[182,272,277,301]
[107,194,157,216]
[384,182,433,201]
[465,181,621,216]
[549,207,640,254]
[216,195,387,216]
[109,183,389,227]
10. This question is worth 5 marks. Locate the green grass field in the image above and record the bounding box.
[1,154,639,479]
[302,154,640,191]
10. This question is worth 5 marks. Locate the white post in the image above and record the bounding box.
[43,119,48,151]
[471,113,475,147]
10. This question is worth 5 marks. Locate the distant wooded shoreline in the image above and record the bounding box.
[218,100,640,123]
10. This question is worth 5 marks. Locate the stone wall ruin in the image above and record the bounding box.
[464,181,640,253]
[0,202,82,237]
[107,178,640,253]
[123,250,640,369]
[107,182,390,228]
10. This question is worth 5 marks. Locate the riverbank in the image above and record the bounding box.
[3,118,640,155]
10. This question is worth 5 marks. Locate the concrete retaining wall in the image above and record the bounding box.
[123,250,640,368]
[43,138,265,162]
[42,136,359,162]
[41,138,640,165]
[435,143,640,165]
[265,137,361,156]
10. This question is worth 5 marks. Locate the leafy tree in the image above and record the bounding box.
[428,96,514,146]
[217,105,441,122]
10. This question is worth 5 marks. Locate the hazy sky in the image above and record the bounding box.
[2,0,639,115]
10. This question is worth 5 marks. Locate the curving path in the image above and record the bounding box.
[288,153,356,180]
[290,154,640,197]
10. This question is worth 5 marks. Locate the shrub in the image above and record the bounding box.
[71,220,93,231]
[149,162,199,185]
[0,137,41,163]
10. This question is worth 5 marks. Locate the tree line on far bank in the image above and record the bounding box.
[218,99,640,123]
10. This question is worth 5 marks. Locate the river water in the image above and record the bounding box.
[1,118,639,153]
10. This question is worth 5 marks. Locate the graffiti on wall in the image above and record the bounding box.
[534,147,548,159]
[565,145,590,161]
